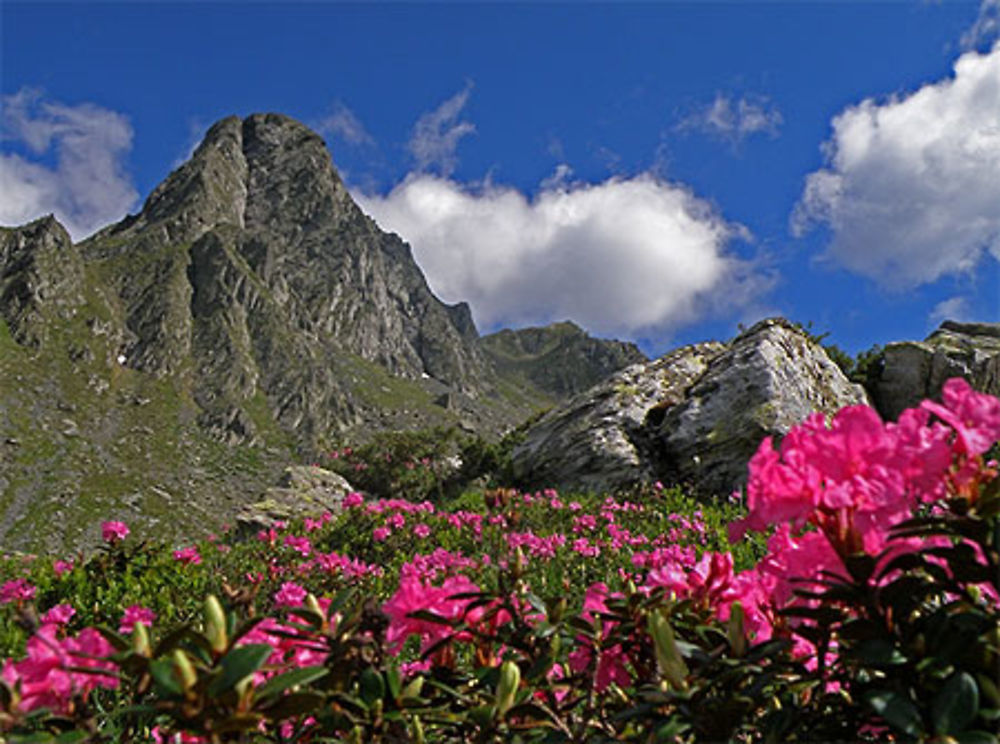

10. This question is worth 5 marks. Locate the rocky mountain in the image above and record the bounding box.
[0,115,522,551]
[867,321,1000,420]
[0,113,645,551]
[511,318,869,496]
[81,113,505,441]
[481,321,647,400]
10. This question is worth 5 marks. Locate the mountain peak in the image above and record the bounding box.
[73,111,500,441]
[122,113,354,246]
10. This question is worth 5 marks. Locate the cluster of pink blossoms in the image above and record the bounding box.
[1,623,117,715]
[0,579,36,605]
[173,546,202,565]
[729,378,1000,614]
[380,378,1000,693]
[101,521,129,544]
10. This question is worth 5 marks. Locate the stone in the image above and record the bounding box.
[0,216,84,347]
[513,318,869,497]
[870,321,1000,421]
[512,341,725,492]
[235,465,353,533]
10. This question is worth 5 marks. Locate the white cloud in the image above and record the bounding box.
[678,93,783,144]
[962,0,1000,51]
[793,44,1000,288]
[929,296,972,327]
[355,171,768,337]
[408,83,476,176]
[316,101,374,146]
[0,89,138,241]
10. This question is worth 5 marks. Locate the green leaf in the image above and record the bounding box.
[933,672,980,735]
[360,667,385,706]
[260,691,326,720]
[865,689,924,738]
[152,623,196,656]
[149,657,184,697]
[54,732,90,744]
[850,639,907,666]
[254,665,328,701]
[844,553,877,583]
[207,643,272,697]
[954,732,998,744]
[386,665,402,700]
[9,734,56,744]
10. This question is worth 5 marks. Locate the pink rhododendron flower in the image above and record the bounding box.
[284,535,312,556]
[41,603,76,626]
[151,727,208,743]
[567,583,632,692]
[922,377,1000,456]
[413,523,431,539]
[53,559,74,577]
[273,581,307,608]
[256,528,279,546]
[373,526,391,542]
[645,550,736,612]
[119,605,156,634]
[343,492,364,508]
[2,624,118,714]
[729,382,1000,559]
[0,578,36,604]
[173,546,202,565]
[383,571,484,657]
[101,520,129,544]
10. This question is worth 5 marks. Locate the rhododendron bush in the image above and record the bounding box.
[0,378,997,743]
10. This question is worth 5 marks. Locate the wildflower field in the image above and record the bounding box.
[1,378,998,743]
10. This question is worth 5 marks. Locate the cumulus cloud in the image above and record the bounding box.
[0,89,138,240]
[962,0,1000,51]
[408,83,476,176]
[929,296,972,327]
[677,93,783,144]
[316,101,374,146]
[355,171,768,337]
[792,43,1000,288]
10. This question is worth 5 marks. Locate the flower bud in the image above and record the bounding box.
[204,595,228,654]
[132,619,152,657]
[647,611,688,690]
[726,601,746,657]
[305,592,324,618]
[172,649,198,691]
[495,660,521,718]
[402,675,424,700]
[411,714,425,744]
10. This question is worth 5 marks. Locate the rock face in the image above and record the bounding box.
[0,217,85,347]
[512,318,868,496]
[235,465,353,533]
[481,321,647,400]
[82,113,496,443]
[869,321,1000,421]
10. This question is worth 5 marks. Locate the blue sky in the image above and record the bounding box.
[2,1,999,358]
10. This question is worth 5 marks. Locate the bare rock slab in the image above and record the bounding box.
[513,318,868,497]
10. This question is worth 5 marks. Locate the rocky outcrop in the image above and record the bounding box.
[0,217,85,347]
[512,318,868,496]
[869,321,1000,421]
[481,321,647,400]
[235,465,353,533]
[512,341,723,491]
